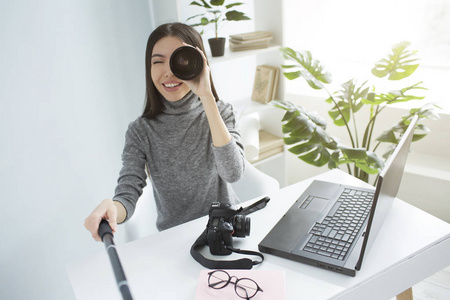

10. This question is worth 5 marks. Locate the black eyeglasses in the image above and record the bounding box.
[207,270,263,300]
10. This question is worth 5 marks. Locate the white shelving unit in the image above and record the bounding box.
[155,0,287,186]
[209,45,281,64]
[207,0,287,186]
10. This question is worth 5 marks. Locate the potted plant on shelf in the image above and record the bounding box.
[187,0,250,57]
[273,41,440,184]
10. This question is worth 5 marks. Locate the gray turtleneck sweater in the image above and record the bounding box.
[113,91,245,231]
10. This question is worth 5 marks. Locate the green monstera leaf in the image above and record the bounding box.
[376,103,440,158]
[272,100,337,167]
[273,42,439,184]
[329,146,384,175]
[371,41,419,80]
[280,47,332,90]
[363,82,427,106]
[326,79,369,126]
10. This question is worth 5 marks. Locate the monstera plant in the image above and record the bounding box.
[273,41,439,183]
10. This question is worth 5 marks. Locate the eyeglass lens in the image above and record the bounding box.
[208,270,229,289]
[208,270,260,299]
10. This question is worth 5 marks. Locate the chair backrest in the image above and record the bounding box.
[231,159,280,201]
[122,179,158,242]
[122,160,280,242]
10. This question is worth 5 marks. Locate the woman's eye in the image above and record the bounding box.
[152,61,163,65]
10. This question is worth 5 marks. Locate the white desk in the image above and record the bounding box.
[67,170,450,299]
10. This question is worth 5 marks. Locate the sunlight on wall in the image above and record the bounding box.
[283,0,450,112]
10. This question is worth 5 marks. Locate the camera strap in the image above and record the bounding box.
[190,197,270,270]
[240,196,270,215]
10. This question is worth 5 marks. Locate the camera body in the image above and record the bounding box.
[206,202,250,255]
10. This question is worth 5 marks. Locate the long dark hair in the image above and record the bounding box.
[142,22,220,119]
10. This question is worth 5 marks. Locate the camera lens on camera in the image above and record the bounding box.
[232,215,250,237]
[169,46,203,80]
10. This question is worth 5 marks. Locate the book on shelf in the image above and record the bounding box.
[259,130,284,153]
[195,269,286,300]
[229,31,273,51]
[250,130,284,164]
[229,36,272,45]
[229,41,271,51]
[251,64,280,104]
[230,30,273,41]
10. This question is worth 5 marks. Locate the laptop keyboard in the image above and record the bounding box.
[303,188,374,260]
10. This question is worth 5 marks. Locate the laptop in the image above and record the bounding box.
[258,115,419,276]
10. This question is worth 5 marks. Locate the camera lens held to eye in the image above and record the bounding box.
[170,46,203,80]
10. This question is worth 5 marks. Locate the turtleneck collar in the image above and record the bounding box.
[160,91,201,115]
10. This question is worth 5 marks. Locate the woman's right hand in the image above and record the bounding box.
[84,199,119,241]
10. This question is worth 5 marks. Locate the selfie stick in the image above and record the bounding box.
[98,219,133,300]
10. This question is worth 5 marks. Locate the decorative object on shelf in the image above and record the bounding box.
[252,65,280,104]
[273,41,440,183]
[208,37,226,57]
[229,31,273,51]
[186,0,251,57]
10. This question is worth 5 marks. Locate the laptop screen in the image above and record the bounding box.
[355,115,419,270]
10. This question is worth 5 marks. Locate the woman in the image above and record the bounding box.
[84,22,245,241]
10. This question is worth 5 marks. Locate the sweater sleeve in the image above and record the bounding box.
[112,122,148,222]
[212,101,245,183]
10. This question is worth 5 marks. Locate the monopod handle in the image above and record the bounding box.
[98,219,133,300]
[99,219,113,241]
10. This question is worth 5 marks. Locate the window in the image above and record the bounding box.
[283,0,450,112]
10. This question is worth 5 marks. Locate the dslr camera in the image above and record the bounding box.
[206,202,250,255]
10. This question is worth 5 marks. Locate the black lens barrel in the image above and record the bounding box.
[169,46,203,80]
[233,215,250,237]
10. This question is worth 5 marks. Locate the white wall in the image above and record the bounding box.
[0,1,153,299]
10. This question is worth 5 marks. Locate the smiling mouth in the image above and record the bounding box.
[163,82,181,88]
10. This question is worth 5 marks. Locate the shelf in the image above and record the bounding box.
[205,0,285,185]
[208,45,281,64]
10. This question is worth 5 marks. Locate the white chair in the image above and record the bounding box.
[230,159,280,201]
[122,178,158,242]
[122,160,280,242]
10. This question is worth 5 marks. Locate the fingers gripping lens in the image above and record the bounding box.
[169,46,203,80]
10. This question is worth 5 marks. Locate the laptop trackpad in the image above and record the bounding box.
[302,196,329,212]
